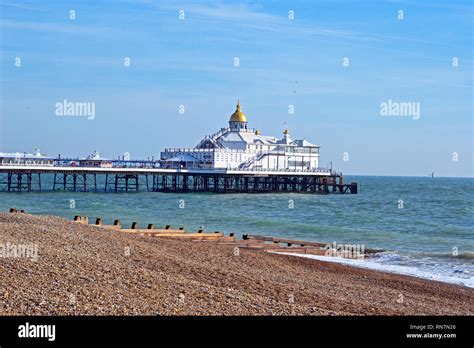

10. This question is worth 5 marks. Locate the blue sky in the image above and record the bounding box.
[0,0,472,176]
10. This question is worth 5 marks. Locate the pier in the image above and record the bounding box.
[0,102,359,194]
[0,166,357,193]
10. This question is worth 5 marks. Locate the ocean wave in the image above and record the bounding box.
[400,251,474,260]
[277,252,474,288]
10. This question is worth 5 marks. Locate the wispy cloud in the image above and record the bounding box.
[0,19,111,34]
[387,0,472,10]
[242,21,380,42]
[183,3,277,22]
[0,1,45,12]
[158,2,380,42]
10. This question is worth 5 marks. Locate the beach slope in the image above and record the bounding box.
[0,213,472,315]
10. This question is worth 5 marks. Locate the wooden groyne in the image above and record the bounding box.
[74,215,227,240]
[243,234,383,254]
[8,209,380,258]
[69,214,379,258]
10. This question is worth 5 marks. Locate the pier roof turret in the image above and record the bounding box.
[229,100,247,123]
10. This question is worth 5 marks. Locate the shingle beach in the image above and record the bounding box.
[0,213,472,315]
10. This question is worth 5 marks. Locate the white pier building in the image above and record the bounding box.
[0,148,54,167]
[160,101,321,171]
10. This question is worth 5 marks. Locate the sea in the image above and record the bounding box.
[0,175,472,288]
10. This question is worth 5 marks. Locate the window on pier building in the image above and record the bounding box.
[288,160,310,167]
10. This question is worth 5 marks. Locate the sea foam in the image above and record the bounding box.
[274,252,474,288]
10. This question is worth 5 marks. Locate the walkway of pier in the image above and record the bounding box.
[0,166,357,193]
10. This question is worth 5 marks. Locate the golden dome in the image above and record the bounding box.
[283,128,290,135]
[255,129,260,135]
[229,100,247,122]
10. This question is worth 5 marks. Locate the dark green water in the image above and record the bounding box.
[1,175,472,287]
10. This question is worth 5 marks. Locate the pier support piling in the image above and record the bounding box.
[0,168,357,194]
